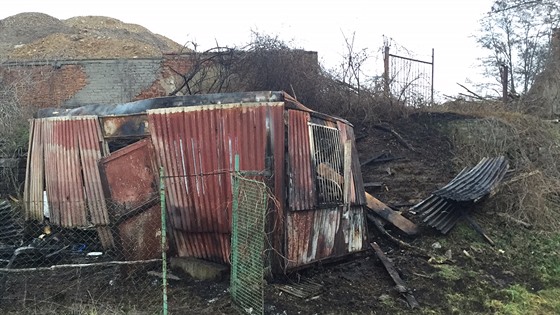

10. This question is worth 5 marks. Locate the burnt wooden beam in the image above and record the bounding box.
[365,192,418,236]
[370,242,420,309]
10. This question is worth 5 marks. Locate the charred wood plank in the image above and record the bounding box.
[366,193,418,236]
[373,124,417,153]
[463,213,495,246]
[360,153,403,167]
[370,242,420,309]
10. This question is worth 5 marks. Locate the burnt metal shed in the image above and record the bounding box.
[25,91,368,272]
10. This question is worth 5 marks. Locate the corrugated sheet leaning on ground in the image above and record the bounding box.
[412,156,509,234]
[24,116,109,227]
[147,102,284,263]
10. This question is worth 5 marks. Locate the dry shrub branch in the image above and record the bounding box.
[444,105,560,230]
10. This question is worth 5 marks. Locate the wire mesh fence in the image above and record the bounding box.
[0,196,164,315]
[230,172,268,315]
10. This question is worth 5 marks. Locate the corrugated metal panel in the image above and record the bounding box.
[172,231,231,264]
[285,206,365,269]
[288,110,315,210]
[337,121,367,206]
[148,102,283,263]
[24,116,109,228]
[24,119,44,221]
[269,105,286,272]
[413,156,509,234]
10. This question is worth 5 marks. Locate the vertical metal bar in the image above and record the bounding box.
[230,154,240,300]
[160,166,168,315]
[431,48,435,105]
[384,46,390,99]
[343,141,352,206]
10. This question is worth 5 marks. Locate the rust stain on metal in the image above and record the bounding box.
[285,206,364,269]
[148,103,283,263]
[118,204,161,260]
[99,138,158,216]
[99,138,160,260]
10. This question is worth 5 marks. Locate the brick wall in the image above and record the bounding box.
[0,57,191,109]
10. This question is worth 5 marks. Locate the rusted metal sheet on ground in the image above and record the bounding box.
[413,156,509,234]
[24,116,109,228]
[285,206,364,269]
[99,114,149,138]
[99,138,158,217]
[148,103,283,263]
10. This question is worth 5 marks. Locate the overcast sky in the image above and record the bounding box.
[2,0,495,99]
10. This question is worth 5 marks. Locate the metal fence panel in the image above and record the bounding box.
[230,170,268,315]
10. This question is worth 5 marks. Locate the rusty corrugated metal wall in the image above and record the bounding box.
[285,110,366,269]
[147,103,284,263]
[24,116,109,228]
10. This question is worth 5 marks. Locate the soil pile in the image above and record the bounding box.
[0,12,182,60]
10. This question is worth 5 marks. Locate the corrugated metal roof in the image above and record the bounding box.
[412,156,509,234]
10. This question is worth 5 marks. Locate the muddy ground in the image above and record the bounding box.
[1,112,550,314]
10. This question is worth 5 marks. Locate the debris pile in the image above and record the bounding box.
[0,13,182,61]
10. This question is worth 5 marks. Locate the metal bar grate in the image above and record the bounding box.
[309,123,344,204]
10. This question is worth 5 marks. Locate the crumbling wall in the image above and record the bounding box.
[0,57,190,108]
[523,28,560,117]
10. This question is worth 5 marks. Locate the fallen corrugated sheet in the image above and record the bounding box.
[412,156,509,234]
[148,103,283,263]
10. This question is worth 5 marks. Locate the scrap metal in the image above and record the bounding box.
[412,156,509,234]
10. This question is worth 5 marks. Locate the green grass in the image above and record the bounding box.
[487,285,560,315]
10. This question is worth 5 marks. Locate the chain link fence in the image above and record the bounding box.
[0,194,165,315]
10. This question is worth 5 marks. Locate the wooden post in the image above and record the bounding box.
[500,64,508,103]
[383,46,390,98]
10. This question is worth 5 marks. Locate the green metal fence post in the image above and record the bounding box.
[160,166,168,315]
[231,155,240,299]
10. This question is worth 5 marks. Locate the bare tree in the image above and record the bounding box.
[476,0,560,95]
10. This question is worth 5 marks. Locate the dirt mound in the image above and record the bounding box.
[0,13,182,61]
